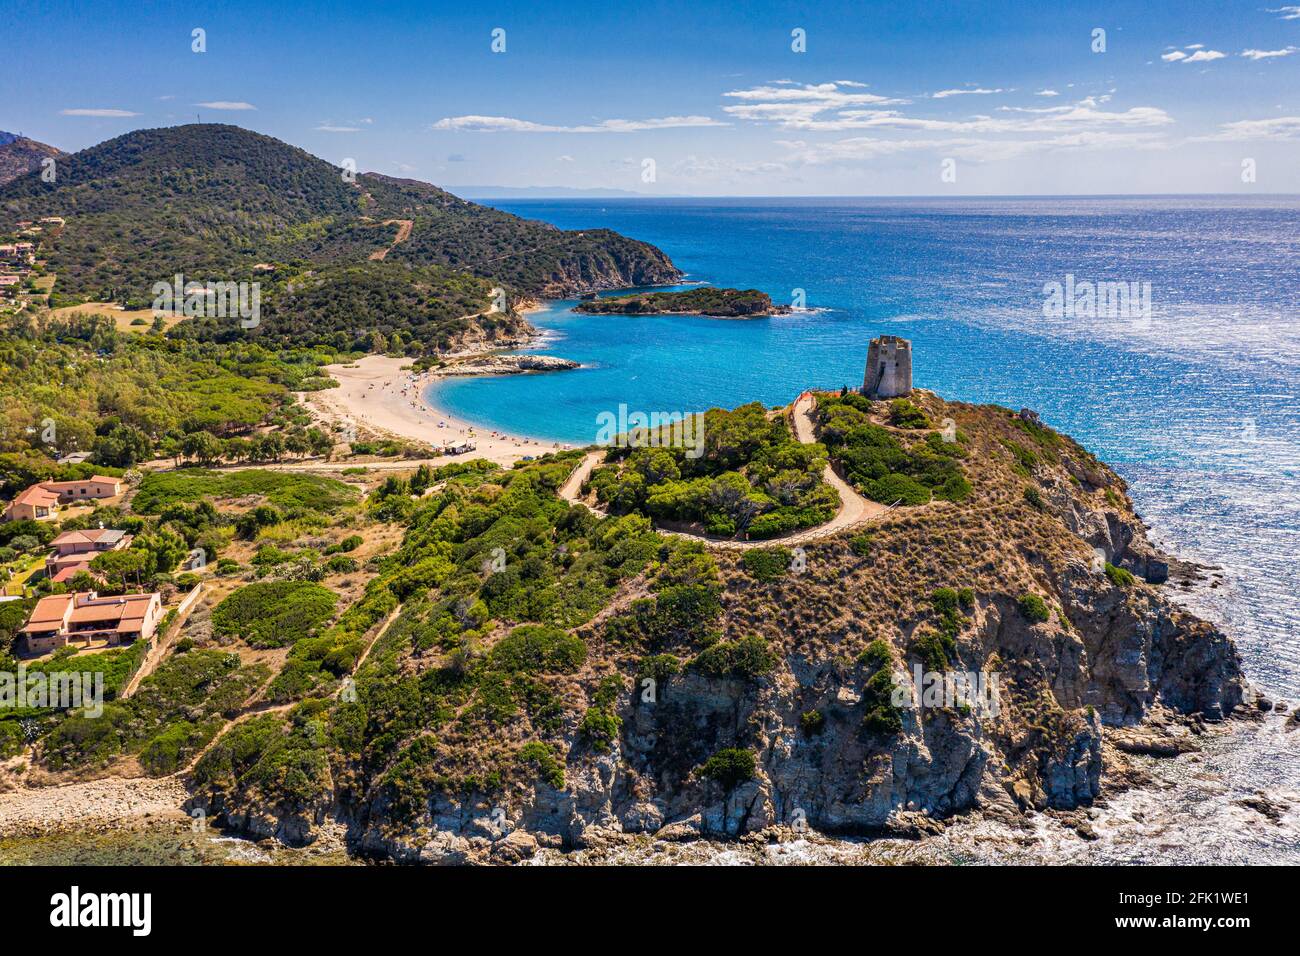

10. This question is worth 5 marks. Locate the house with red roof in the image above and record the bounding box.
[2,475,122,523]
[19,590,163,655]
[45,528,133,583]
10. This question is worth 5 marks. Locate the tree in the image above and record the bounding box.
[92,424,152,467]
[90,548,149,590]
[181,431,224,466]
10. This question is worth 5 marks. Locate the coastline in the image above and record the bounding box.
[302,354,576,468]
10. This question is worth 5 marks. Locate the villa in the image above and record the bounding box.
[19,590,163,655]
[45,528,133,583]
[2,475,123,522]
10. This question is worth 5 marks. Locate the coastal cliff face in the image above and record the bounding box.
[186,393,1245,863]
[529,229,682,297]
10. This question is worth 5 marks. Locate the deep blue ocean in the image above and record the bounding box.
[429,197,1300,861]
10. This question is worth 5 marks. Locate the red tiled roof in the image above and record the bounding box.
[13,485,59,508]
[50,528,127,547]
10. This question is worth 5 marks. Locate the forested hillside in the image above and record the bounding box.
[0,125,680,318]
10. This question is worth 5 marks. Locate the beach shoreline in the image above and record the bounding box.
[302,354,576,468]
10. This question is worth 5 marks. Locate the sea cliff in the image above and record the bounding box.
[184,390,1248,864]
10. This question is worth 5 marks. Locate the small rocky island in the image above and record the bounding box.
[434,354,580,376]
[574,287,791,318]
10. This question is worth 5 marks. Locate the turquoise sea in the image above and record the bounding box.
[429,197,1300,862]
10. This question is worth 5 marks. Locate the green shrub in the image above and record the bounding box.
[579,675,623,752]
[1018,593,1051,623]
[1104,562,1135,587]
[638,654,682,682]
[888,399,930,429]
[858,638,893,673]
[741,547,792,582]
[692,634,777,680]
[801,710,825,736]
[1023,486,1045,510]
[862,667,903,736]
[517,741,565,789]
[488,625,586,674]
[849,532,874,556]
[211,581,338,648]
[698,748,757,790]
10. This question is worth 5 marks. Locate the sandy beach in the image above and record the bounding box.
[303,355,572,467]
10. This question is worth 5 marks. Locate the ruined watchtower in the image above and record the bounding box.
[862,335,912,398]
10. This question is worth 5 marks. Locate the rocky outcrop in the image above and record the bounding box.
[435,354,580,376]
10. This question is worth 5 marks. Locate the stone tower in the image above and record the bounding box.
[862,335,912,398]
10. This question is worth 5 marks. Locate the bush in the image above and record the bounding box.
[862,666,904,736]
[517,741,565,789]
[488,625,586,674]
[1018,593,1051,623]
[858,638,893,673]
[800,710,825,736]
[741,547,791,582]
[211,581,339,648]
[1104,562,1135,587]
[325,535,363,555]
[1023,486,1045,510]
[888,399,930,429]
[579,675,623,752]
[638,654,681,683]
[692,634,777,680]
[848,533,874,557]
[698,748,757,790]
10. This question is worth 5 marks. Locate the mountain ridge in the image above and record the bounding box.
[0,124,680,344]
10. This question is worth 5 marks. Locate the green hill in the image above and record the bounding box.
[0,124,680,343]
[0,134,63,187]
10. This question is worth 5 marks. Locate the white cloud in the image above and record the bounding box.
[931,87,1006,98]
[778,129,1167,165]
[316,124,361,133]
[431,114,726,133]
[60,108,139,117]
[1267,6,1300,19]
[1185,49,1226,63]
[1241,46,1297,59]
[1193,116,1300,141]
[1161,50,1188,62]
[1035,89,1060,97]
[195,101,257,110]
[557,155,575,162]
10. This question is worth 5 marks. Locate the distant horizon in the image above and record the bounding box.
[8,120,1300,202]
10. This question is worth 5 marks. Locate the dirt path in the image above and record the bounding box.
[368,219,414,260]
[557,395,887,549]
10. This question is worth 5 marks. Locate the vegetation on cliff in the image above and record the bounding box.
[574,287,789,318]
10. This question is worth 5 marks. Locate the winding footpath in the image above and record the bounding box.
[558,392,887,550]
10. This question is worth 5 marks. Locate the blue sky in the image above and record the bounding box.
[8,0,1300,195]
